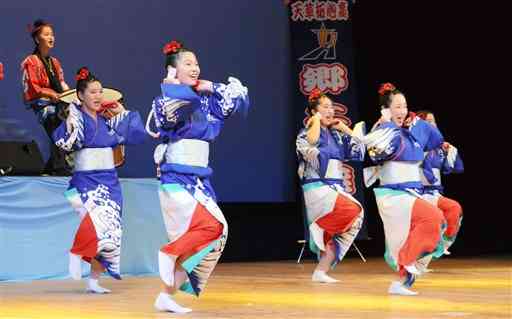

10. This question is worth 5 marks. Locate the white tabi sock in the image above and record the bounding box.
[154,292,192,313]
[312,270,340,283]
[388,281,419,296]
[86,278,111,294]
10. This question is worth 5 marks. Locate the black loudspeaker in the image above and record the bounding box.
[0,140,44,175]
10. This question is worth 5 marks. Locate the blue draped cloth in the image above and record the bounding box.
[0,176,167,281]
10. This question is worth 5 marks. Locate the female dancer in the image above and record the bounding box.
[356,83,446,295]
[53,67,145,293]
[296,88,365,283]
[417,110,463,255]
[146,40,249,313]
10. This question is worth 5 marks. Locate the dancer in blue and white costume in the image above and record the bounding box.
[146,40,249,313]
[296,88,365,284]
[412,110,464,273]
[342,83,446,295]
[53,67,145,293]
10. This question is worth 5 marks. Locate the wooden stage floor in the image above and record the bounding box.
[1,257,510,319]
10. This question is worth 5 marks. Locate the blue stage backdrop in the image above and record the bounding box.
[0,1,295,202]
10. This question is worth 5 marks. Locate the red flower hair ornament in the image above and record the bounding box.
[378,82,396,96]
[163,40,182,55]
[308,88,323,102]
[75,68,90,81]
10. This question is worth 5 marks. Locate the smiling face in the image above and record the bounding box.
[387,93,408,127]
[175,51,200,86]
[35,25,55,51]
[78,81,103,113]
[311,96,335,127]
